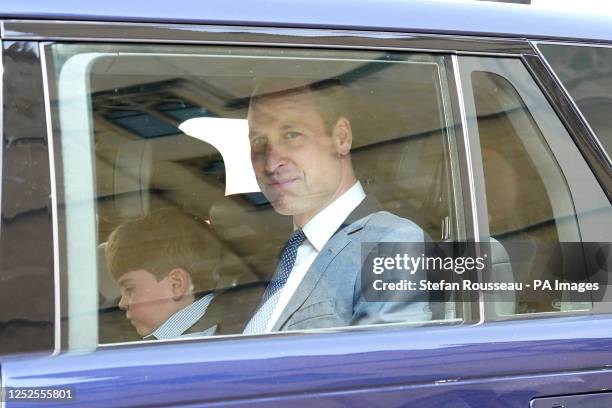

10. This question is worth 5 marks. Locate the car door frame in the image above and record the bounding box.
[2,20,612,408]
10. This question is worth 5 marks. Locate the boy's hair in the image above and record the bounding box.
[105,208,218,293]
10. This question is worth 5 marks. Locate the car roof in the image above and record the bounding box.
[1,0,611,44]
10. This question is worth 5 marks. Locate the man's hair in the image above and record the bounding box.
[105,208,218,293]
[249,78,351,135]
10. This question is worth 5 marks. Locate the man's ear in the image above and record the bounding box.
[332,117,352,155]
[167,268,191,300]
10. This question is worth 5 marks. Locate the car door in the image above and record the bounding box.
[1,21,611,408]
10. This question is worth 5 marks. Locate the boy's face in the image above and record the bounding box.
[117,269,180,337]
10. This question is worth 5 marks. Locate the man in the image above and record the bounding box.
[240,79,431,333]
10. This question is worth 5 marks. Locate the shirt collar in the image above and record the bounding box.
[301,181,366,252]
[144,293,214,340]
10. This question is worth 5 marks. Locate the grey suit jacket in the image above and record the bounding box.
[272,197,432,331]
[201,197,431,334]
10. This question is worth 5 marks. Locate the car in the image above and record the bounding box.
[0,0,611,407]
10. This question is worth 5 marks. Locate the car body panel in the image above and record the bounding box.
[0,0,611,43]
[3,316,612,407]
[0,2,611,408]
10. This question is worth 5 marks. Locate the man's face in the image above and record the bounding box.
[248,90,351,225]
[117,269,178,337]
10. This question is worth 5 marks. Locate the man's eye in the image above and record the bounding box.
[250,136,267,150]
[285,131,301,140]
[250,136,267,145]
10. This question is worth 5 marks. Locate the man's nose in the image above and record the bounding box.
[263,142,286,174]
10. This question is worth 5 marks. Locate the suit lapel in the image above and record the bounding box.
[271,231,351,331]
[271,195,383,331]
[339,195,382,231]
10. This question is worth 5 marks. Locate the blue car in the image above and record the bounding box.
[1,1,611,407]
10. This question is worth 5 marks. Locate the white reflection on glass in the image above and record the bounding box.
[179,118,260,196]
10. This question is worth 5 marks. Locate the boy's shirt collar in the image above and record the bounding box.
[144,292,214,340]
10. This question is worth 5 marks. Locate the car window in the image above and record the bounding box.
[459,56,612,318]
[4,39,610,357]
[537,43,612,161]
[42,44,464,348]
[0,41,55,356]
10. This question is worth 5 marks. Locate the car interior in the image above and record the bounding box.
[89,49,460,342]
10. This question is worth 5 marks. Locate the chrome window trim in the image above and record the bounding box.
[39,42,62,356]
[451,55,485,325]
[451,55,479,241]
[536,40,612,50]
[1,20,535,56]
[437,59,464,242]
[97,318,462,350]
[533,40,612,167]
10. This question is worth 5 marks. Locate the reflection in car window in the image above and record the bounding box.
[539,43,612,160]
[0,42,54,356]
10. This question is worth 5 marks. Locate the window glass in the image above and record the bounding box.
[463,56,612,317]
[539,43,612,160]
[474,70,581,315]
[44,44,462,347]
[0,41,54,356]
[473,71,577,244]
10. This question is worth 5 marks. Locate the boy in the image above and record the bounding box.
[105,208,219,339]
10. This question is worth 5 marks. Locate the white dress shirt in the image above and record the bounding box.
[263,181,366,332]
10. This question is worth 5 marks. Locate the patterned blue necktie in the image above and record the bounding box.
[243,229,307,334]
